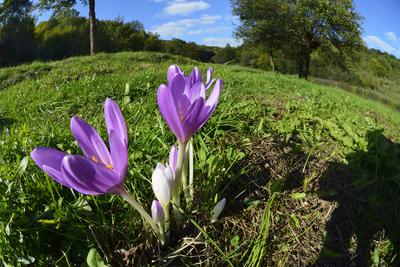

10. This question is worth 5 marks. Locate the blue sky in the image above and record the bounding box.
[355,0,400,58]
[34,0,240,47]
[2,0,399,55]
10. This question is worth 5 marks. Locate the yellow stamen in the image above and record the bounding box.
[91,156,99,163]
[105,164,113,170]
[92,155,113,169]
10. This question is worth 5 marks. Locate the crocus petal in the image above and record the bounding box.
[211,198,226,222]
[189,82,206,103]
[170,73,188,106]
[151,200,165,224]
[169,145,178,173]
[167,64,183,84]
[157,84,185,142]
[70,116,112,166]
[61,155,122,195]
[189,67,202,86]
[164,165,176,188]
[198,78,223,128]
[182,97,205,142]
[104,98,127,148]
[206,78,222,108]
[152,163,172,205]
[109,130,128,180]
[205,67,213,87]
[31,148,70,187]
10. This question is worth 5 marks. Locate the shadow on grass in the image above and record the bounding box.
[0,117,15,132]
[223,138,310,214]
[170,137,312,266]
[316,129,400,266]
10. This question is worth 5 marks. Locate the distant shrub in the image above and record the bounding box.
[212,44,236,64]
[144,33,163,51]
[97,19,146,52]
[0,16,36,66]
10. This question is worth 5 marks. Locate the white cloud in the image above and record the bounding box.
[152,15,221,37]
[163,1,210,16]
[385,31,398,42]
[187,26,231,35]
[364,35,396,54]
[202,37,242,47]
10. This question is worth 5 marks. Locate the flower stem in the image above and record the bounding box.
[188,138,194,205]
[172,141,187,222]
[119,188,163,244]
[158,222,165,245]
[182,144,190,205]
[163,203,170,239]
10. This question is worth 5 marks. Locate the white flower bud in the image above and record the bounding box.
[211,198,226,223]
[152,163,172,206]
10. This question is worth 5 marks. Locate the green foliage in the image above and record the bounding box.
[143,32,162,52]
[1,52,400,265]
[86,248,106,267]
[233,0,363,78]
[212,44,236,64]
[37,0,78,14]
[233,0,290,55]
[0,0,36,65]
[308,47,400,108]
[163,38,215,62]
[97,19,146,52]
[35,16,88,59]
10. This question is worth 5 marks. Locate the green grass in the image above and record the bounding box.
[1,51,400,266]
[310,76,400,111]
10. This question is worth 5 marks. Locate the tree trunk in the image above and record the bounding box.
[304,52,310,80]
[268,50,275,72]
[297,52,311,80]
[89,0,95,55]
[297,57,304,79]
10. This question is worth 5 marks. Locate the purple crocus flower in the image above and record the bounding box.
[167,65,214,90]
[31,98,128,195]
[158,65,222,144]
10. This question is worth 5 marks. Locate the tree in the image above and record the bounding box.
[35,14,88,59]
[38,0,97,55]
[0,0,36,65]
[126,20,144,32]
[144,33,162,51]
[96,18,146,52]
[233,0,291,71]
[212,44,236,64]
[233,0,363,79]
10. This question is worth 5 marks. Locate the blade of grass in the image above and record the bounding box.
[244,192,277,267]
[190,219,234,267]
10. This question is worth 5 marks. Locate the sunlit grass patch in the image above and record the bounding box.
[1,51,400,265]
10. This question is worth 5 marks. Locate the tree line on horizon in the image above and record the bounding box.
[0,0,220,67]
[0,0,399,92]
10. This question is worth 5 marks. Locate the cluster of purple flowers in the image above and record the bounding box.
[31,65,224,244]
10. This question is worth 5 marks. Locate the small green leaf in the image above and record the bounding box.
[243,198,261,209]
[290,213,300,228]
[37,219,58,225]
[18,156,29,174]
[290,192,306,199]
[87,248,106,267]
[230,235,240,248]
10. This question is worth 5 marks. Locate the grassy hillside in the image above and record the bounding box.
[1,52,400,266]
[309,48,400,110]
